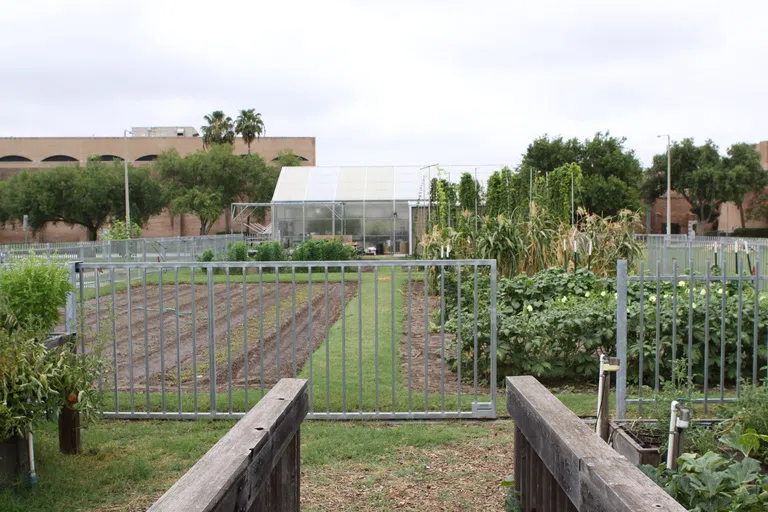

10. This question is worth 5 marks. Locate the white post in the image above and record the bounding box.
[123,129,131,237]
[666,135,671,237]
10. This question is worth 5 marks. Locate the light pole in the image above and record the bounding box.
[123,129,131,238]
[657,134,671,236]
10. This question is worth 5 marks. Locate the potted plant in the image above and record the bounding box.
[0,327,52,481]
[46,341,104,455]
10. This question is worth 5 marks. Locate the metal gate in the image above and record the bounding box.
[72,259,497,420]
[615,255,768,418]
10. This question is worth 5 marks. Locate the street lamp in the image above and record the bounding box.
[123,129,131,238]
[657,134,671,236]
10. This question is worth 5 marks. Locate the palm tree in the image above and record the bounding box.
[234,109,265,154]
[201,111,235,147]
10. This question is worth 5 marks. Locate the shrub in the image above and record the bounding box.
[225,242,249,262]
[102,220,141,240]
[197,248,215,263]
[291,239,357,262]
[249,242,287,262]
[0,326,52,440]
[732,227,768,238]
[0,253,73,333]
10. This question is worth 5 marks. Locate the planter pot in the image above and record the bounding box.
[59,407,81,455]
[609,422,662,467]
[0,435,29,481]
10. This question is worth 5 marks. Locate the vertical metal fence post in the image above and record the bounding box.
[489,261,498,417]
[207,267,217,415]
[616,260,628,419]
[65,261,78,334]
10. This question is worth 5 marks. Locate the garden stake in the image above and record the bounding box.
[596,355,620,441]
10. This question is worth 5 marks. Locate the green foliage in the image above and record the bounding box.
[732,228,768,238]
[196,248,215,263]
[522,132,642,215]
[485,167,515,218]
[102,220,141,240]
[225,242,250,262]
[155,145,277,235]
[234,109,265,154]
[641,450,768,511]
[45,340,104,424]
[1,159,165,241]
[0,254,73,333]
[291,239,357,262]
[201,110,235,147]
[249,242,287,262]
[0,326,52,439]
[542,163,582,223]
[457,172,481,219]
[272,149,305,168]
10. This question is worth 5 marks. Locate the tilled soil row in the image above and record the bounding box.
[399,281,490,396]
[80,282,357,394]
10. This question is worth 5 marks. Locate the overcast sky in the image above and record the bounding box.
[2,0,767,170]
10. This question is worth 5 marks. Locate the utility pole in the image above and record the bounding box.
[123,129,132,238]
[657,134,672,236]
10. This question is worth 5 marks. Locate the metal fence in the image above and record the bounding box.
[639,234,768,280]
[71,259,498,420]
[615,256,768,418]
[0,234,243,263]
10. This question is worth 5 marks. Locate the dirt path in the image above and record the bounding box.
[78,281,357,393]
[399,281,490,396]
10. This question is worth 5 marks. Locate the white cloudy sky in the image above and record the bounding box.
[1,0,767,169]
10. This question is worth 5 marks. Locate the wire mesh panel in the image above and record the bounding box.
[74,259,497,420]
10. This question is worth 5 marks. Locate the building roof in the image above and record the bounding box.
[271,165,505,203]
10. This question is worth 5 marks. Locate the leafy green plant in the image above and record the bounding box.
[501,477,521,512]
[0,326,53,440]
[45,341,104,423]
[0,253,73,333]
[249,241,287,262]
[196,248,215,263]
[291,239,357,262]
[225,241,250,262]
[102,220,141,240]
[641,450,768,511]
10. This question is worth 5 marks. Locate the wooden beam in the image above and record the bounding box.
[149,378,307,512]
[506,376,684,512]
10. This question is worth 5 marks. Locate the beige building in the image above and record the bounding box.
[0,128,316,242]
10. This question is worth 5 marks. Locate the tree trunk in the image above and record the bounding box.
[87,226,99,241]
[739,204,746,229]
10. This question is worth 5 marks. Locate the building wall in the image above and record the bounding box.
[649,193,698,234]
[0,136,314,243]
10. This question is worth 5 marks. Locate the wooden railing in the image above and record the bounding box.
[506,376,685,512]
[149,379,308,512]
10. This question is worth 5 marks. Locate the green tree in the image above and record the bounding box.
[272,149,305,168]
[201,110,235,147]
[521,133,642,215]
[234,109,265,154]
[155,144,277,234]
[645,138,725,232]
[1,158,165,240]
[722,143,768,228]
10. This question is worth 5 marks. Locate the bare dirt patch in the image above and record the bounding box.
[301,425,514,511]
[399,281,490,396]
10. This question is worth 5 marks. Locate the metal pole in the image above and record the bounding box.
[666,135,671,237]
[529,167,533,205]
[571,169,575,225]
[616,259,628,419]
[123,129,131,238]
[474,168,478,233]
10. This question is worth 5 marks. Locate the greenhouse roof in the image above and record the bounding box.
[271,165,505,203]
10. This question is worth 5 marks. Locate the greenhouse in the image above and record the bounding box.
[231,166,501,255]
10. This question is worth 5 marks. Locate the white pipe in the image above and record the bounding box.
[666,401,689,470]
[28,431,37,486]
[595,357,607,436]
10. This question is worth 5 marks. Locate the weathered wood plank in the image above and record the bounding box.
[149,378,307,512]
[507,376,684,512]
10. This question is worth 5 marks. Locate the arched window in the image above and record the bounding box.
[0,155,32,162]
[99,155,124,162]
[271,155,308,162]
[42,155,78,162]
[136,154,158,162]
